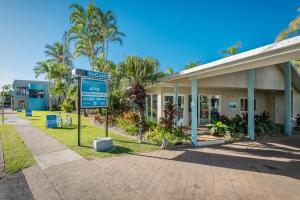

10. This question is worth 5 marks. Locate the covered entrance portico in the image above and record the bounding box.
[159,36,300,146]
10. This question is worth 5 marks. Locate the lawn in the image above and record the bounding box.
[18,111,159,158]
[0,125,35,173]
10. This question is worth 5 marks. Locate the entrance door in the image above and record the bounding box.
[199,95,210,125]
[188,94,221,126]
[275,95,284,123]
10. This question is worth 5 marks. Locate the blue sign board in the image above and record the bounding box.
[26,109,32,116]
[73,69,110,80]
[81,78,108,108]
[46,115,58,128]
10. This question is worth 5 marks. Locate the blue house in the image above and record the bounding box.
[12,80,50,110]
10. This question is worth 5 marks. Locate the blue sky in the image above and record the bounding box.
[0,0,298,87]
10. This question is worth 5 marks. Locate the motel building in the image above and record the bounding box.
[11,80,50,110]
[145,36,300,146]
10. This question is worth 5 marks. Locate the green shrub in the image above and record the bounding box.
[61,98,73,113]
[145,118,159,129]
[116,118,139,135]
[145,126,165,145]
[145,125,190,145]
[207,121,230,137]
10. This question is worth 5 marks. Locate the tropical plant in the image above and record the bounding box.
[159,102,177,132]
[69,1,124,70]
[221,42,242,57]
[207,121,229,136]
[120,56,163,142]
[34,60,55,111]
[69,2,101,70]
[165,66,174,75]
[145,125,189,145]
[276,7,300,42]
[276,6,300,71]
[184,61,201,70]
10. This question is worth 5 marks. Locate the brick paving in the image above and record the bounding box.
[24,134,300,200]
[6,111,300,199]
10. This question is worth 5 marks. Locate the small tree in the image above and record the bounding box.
[121,56,163,142]
[159,102,177,132]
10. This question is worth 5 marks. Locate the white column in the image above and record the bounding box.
[191,80,198,146]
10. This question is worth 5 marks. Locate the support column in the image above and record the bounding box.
[157,92,162,120]
[248,69,255,141]
[284,63,292,136]
[191,80,198,146]
[173,84,178,126]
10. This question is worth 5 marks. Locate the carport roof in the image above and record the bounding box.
[161,35,300,83]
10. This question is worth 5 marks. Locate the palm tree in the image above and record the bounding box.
[69,1,124,71]
[121,56,163,142]
[276,7,300,42]
[184,61,202,70]
[276,6,300,71]
[69,2,102,70]
[34,60,55,111]
[221,42,242,57]
[165,66,174,75]
[100,10,125,62]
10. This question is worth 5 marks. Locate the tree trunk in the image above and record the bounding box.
[83,109,88,117]
[48,79,52,111]
[105,41,109,63]
[138,105,146,143]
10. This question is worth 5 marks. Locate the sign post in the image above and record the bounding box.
[73,69,111,150]
[1,91,4,126]
[77,76,81,146]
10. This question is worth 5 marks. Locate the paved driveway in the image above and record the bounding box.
[24,134,300,200]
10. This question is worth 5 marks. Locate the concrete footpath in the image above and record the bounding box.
[5,112,83,200]
[5,111,146,200]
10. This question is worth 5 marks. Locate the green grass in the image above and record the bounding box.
[18,111,159,158]
[0,125,35,173]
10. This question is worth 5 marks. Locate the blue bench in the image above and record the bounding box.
[46,115,58,128]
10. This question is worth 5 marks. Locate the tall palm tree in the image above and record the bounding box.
[276,6,300,72]
[121,56,163,142]
[100,10,125,62]
[69,2,102,70]
[184,61,202,70]
[221,42,242,57]
[276,7,300,42]
[69,1,124,71]
[34,60,55,111]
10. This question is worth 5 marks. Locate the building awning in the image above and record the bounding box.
[161,36,300,83]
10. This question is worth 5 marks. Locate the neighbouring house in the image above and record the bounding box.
[11,80,50,110]
[145,36,300,145]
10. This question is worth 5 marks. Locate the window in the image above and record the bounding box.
[152,94,157,120]
[164,96,173,105]
[16,87,28,96]
[145,95,151,117]
[145,94,158,121]
[240,98,256,112]
[29,90,44,98]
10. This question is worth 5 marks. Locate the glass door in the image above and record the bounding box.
[199,95,210,125]
[188,94,221,126]
[210,95,221,122]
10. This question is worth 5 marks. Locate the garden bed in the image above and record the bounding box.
[17,111,159,158]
